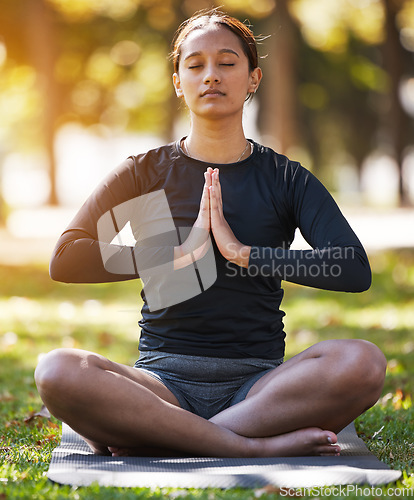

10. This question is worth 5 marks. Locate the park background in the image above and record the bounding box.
[1,0,414,260]
[0,0,414,498]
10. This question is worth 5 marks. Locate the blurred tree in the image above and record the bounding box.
[0,0,176,205]
[285,0,414,202]
[380,0,413,206]
[24,0,61,205]
[0,0,413,209]
[258,0,301,154]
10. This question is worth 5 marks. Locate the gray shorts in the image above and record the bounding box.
[134,351,283,420]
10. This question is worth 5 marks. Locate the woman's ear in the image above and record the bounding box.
[248,67,262,94]
[173,73,184,98]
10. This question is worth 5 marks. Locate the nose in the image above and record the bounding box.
[203,64,220,84]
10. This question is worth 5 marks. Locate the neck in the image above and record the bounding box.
[184,115,249,164]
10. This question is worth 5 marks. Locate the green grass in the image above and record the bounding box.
[0,250,413,499]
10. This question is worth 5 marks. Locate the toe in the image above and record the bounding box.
[318,445,341,456]
[324,431,338,445]
[108,447,122,457]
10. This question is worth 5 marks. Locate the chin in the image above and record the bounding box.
[195,105,242,120]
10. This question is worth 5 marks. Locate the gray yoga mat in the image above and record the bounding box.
[47,423,401,489]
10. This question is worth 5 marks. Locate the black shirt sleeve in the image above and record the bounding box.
[49,158,141,283]
[248,162,371,292]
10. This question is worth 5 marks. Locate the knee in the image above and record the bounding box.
[35,348,83,398]
[338,340,387,403]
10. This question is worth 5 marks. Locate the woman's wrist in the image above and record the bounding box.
[237,244,251,268]
[173,230,211,271]
[224,243,251,268]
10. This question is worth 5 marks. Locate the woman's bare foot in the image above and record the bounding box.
[94,428,339,458]
[83,437,111,456]
[108,446,129,457]
[253,427,340,457]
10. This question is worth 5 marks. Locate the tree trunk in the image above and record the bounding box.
[258,0,300,154]
[381,0,410,206]
[24,0,60,205]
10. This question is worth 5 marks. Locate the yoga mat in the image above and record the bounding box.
[47,423,401,489]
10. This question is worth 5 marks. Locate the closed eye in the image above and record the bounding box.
[188,63,234,69]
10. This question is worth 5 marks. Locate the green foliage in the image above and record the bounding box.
[1,0,414,157]
[1,250,413,498]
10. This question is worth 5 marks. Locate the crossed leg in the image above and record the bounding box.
[35,348,284,458]
[35,349,243,457]
[209,339,386,455]
[34,339,386,457]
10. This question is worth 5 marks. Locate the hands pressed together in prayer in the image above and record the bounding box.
[174,168,251,270]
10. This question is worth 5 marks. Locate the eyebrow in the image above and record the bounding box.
[183,49,240,61]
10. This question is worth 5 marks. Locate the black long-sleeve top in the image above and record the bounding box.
[50,140,371,359]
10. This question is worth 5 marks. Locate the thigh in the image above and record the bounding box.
[97,354,182,408]
[37,347,182,409]
[243,338,384,401]
[243,340,342,399]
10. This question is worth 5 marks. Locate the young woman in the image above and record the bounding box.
[35,10,386,458]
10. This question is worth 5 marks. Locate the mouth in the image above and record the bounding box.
[201,89,225,97]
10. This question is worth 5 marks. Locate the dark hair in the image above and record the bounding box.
[171,9,259,75]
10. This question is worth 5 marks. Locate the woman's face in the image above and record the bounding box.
[173,25,261,120]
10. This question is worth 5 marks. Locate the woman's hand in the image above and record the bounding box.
[174,167,250,270]
[174,176,211,270]
[208,168,251,268]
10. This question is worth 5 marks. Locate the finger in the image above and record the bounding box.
[212,168,220,187]
[196,182,210,229]
[203,181,210,215]
[212,169,223,208]
[208,185,216,214]
[204,169,212,188]
[209,183,222,221]
[215,169,222,199]
[201,181,210,211]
